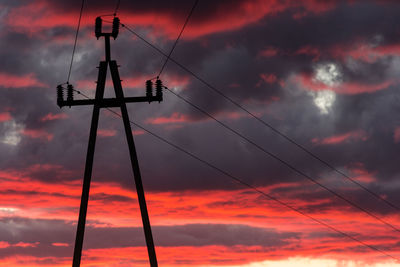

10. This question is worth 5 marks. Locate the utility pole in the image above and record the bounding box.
[57,17,161,267]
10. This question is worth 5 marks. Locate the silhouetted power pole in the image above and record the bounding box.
[57,17,161,267]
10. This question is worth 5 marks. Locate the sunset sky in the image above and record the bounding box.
[1,0,400,266]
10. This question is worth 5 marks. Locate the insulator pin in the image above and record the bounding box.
[95,17,102,39]
[112,17,120,39]
[57,85,64,108]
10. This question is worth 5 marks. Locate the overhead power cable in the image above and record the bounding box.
[120,23,400,234]
[157,0,199,78]
[66,0,85,84]
[114,0,121,16]
[71,90,399,262]
[164,87,400,234]
[120,23,400,214]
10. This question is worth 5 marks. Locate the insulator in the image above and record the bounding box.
[57,85,64,101]
[146,80,153,98]
[57,85,64,108]
[155,79,163,98]
[95,17,102,39]
[67,84,74,102]
[112,17,120,39]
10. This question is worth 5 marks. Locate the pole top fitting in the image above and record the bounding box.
[95,16,120,40]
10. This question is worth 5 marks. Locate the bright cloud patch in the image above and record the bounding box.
[314,63,342,86]
[309,90,336,114]
[1,120,23,145]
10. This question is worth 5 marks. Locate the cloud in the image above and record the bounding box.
[0,73,46,88]
[145,112,191,125]
[40,113,68,122]
[1,0,400,265]
[394,127,400,143]
[312,130,368,145]
[0,112,12,122]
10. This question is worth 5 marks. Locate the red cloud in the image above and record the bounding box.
[52,243,69,247]
[0,73,46,88]
[0,112,12,122]
[347,163,376,183]
[331,43,400,63]
[259,47,279,57]
[145,112,191,125]
[312,130,368,145]
[394,127,400,143]
[40,113,68,122]
[296,73,395,94]
[97,129,117,137]
[295,45,321,61]
[0,168,397,266]
[7,0,339,39]
[133,129,146,136]
[260,73,278,84]
[22,129,54,141]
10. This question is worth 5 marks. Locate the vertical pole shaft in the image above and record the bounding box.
[72,61,107,267]
[105,35,111,62]
[109,60,158,267]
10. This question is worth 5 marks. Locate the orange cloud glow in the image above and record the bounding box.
[312,130,368,145]
[40,113,68,122]
[0,112,12,122]
[0,166,399,266]
[97,129,117,137]
[6,0,339,39]
[0,72,46,88]
[22,129,54,141]
[146,112,191,125]
[394,126,400,143]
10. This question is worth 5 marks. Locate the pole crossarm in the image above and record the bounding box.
[57,95,162,108]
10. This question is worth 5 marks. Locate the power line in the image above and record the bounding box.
[66,0,85,84]
[120,23,400,214]
[71,90,399,262]
[163,87,400,234]
[120,23,400,234]
[131,120,399,263]
[157,0,200,78]
[114,0,121,16]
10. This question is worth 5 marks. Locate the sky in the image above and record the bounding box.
[0,0,400,266]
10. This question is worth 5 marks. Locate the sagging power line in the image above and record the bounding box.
[73,89,400,263]
[120,23,400,214]
[66,0,85,84]
[58,0,399,264]
[119,23,400,236]
[157,0,199,78]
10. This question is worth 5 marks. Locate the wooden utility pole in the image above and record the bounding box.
[57,16,161,267]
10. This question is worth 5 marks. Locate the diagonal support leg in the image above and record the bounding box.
[72,61,107,267]
[109,60,158,267]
